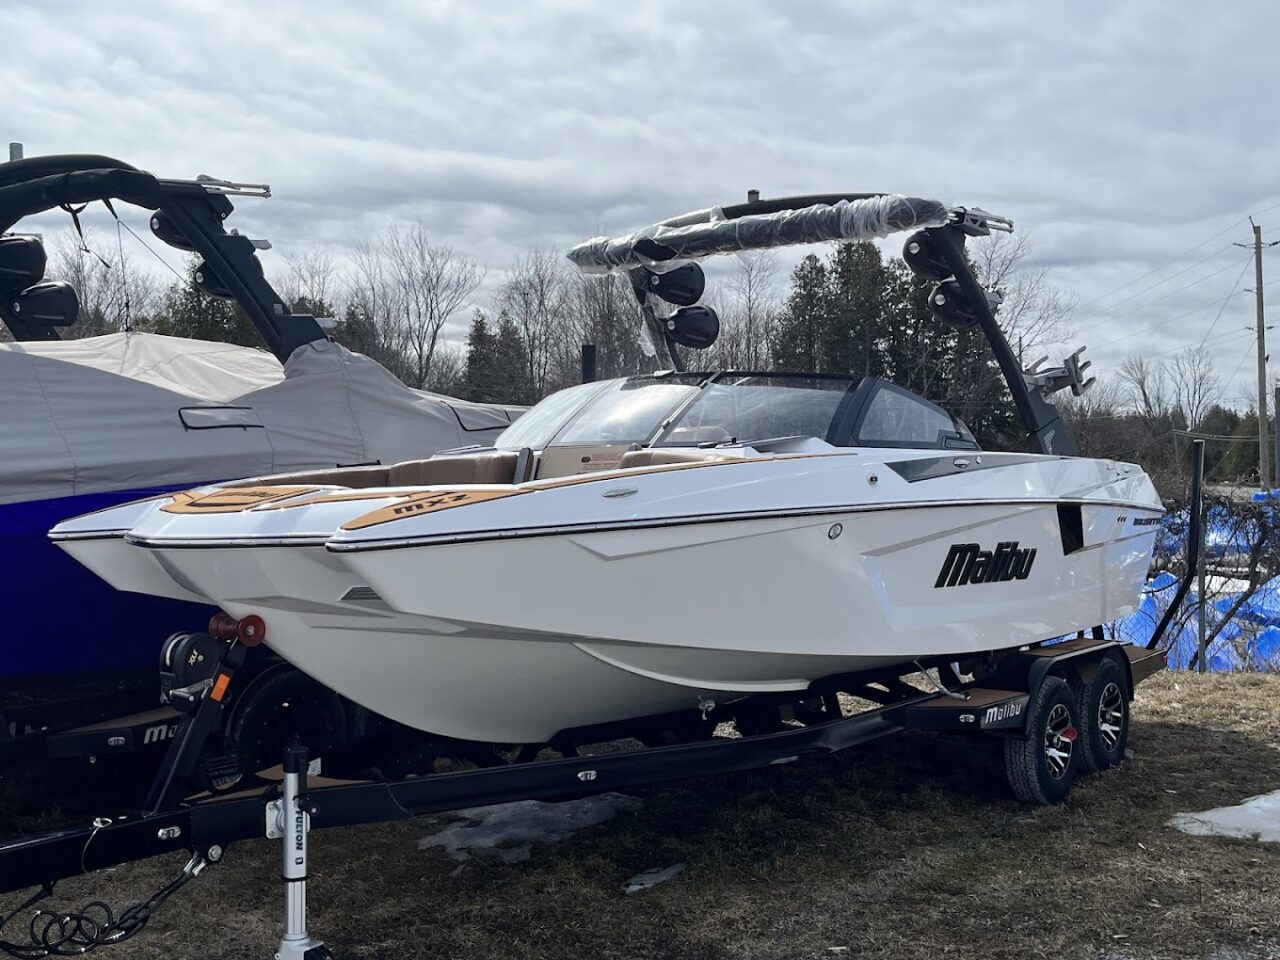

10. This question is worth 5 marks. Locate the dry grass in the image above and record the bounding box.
[3,672,1278,960]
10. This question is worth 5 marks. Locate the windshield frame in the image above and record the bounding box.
[495,370,977,455]
[652,371,862,448]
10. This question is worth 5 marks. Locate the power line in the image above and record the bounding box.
[1073,244,1239,333]
[1089,279,1275,353]
[1075,196,1280,312]
[1197,256,1257,349]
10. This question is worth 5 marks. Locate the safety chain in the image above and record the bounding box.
[0,855,206,958]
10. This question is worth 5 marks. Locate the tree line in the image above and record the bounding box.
[21,222,1265,494]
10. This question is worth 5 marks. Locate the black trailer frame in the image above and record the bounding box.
[0,634,1166,899]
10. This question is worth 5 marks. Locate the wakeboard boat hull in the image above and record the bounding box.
[66,450,1162,742]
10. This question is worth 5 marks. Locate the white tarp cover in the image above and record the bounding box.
[0,332,517,505]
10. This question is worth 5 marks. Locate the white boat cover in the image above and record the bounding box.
[0,332,518,506]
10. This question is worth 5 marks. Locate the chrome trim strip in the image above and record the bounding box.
[124,534,332,549]
[48,530,130,542]
[326,498,1165,554]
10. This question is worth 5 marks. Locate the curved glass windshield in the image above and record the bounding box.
[495,372,973,454]
[552,375,702,446]
[659,374,855,446]
[494,381,607,450]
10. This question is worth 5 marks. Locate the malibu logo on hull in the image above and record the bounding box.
[934,541,1036,588]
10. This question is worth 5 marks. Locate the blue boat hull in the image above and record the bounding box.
[0,487,215,704]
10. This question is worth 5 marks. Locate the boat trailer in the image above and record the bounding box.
[0,627,1166,958]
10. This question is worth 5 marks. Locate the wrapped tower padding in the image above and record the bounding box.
[568,195,950,274]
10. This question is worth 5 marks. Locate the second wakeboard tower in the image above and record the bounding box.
[568,192,1093,456]
[0,153,322,362]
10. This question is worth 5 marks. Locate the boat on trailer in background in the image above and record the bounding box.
[0,153,519,752]
[0,190,1177,959]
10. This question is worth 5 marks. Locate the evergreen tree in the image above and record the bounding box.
[825,242,887,377]
[493,313,534,404]
[146,257,259,347]
[772,254,829,372]
[460,312,500,403]
[1221,410,1260,481]
[1200,404,1243,480]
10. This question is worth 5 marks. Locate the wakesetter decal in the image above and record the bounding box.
[934,541,1037,588]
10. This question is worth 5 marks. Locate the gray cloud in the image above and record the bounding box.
[3,0,1278,398]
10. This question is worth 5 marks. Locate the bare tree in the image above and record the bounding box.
[565,272,649,385]
[343,238,412,379]
[50,229,158,337]
[423,342,465,397]
[280,247,337,316]
[1118,356,1172,430]
[1168,344,1220,430]
[497,250,572,398]
[719,250,779,369]
[971,230,1073,361]
[382,223,483,389]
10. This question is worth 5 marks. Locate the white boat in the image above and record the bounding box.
[50,194,1163,745]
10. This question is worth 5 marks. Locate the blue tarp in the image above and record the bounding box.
[1116,570,1280,671]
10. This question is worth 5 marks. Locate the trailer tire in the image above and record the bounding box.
[225,664,347,776]
[1074,656,1130,773]
[1003,677,1080,805]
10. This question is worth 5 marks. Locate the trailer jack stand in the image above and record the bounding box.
[266,742,333,960]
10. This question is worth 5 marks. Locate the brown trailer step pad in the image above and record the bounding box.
[1124,644,1167,684]
[893,686,1030,733]
[46,705,181,759]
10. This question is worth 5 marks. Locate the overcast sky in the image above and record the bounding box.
[3,1,1278,403]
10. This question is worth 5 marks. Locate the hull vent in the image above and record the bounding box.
[341,586,383,604]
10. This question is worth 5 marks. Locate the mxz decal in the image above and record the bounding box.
[934,541,1036,588]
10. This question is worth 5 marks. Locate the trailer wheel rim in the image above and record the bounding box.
[1097,682,1124,751]
[1044,703,1073,779]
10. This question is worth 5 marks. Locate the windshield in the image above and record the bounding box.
[494,381,606,450]
[551,375,702,446]
[659,374,856,446]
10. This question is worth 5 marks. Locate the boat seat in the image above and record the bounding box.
[386,450,520,486]
[618,449,734,470]
[233,451,522,490]
[231,465,394,489]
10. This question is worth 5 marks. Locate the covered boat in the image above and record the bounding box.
[0,154,517,729]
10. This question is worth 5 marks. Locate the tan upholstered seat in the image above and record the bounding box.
[617,449,734,470]
[386,450,520,486]
[228,465,393,489]
[229,451,521,490]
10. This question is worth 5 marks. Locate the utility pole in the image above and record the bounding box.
[1237,220,1278,489]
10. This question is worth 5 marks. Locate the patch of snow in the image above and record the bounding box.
[1168,789,1280,843]
[623,862,685,894]
[419,793,642,863]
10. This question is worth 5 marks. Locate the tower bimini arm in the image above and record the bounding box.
[0,153,322,362]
